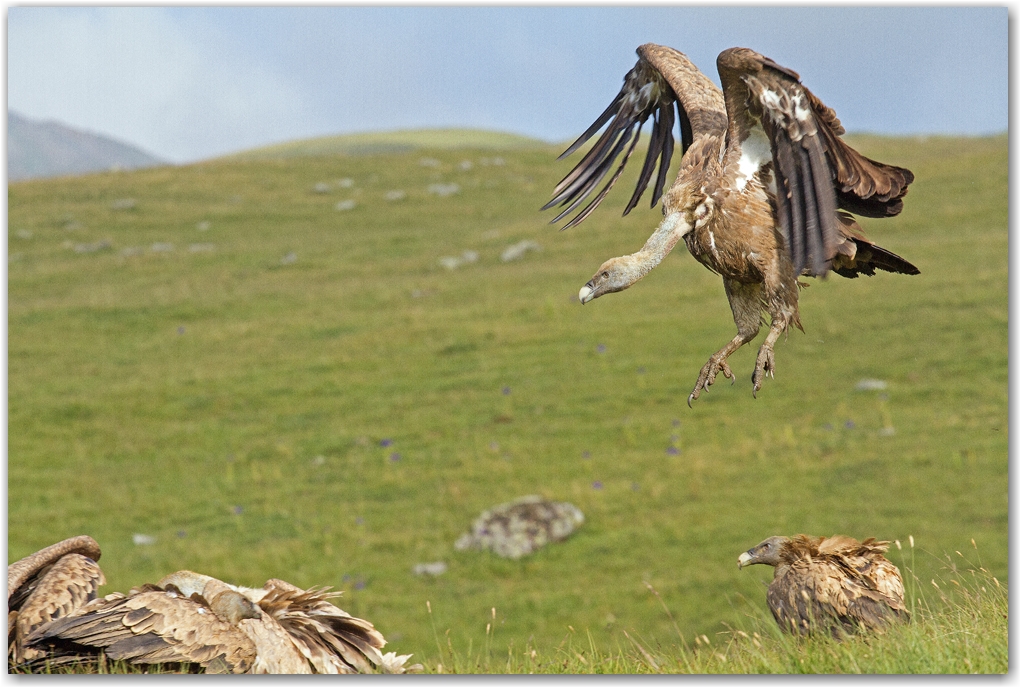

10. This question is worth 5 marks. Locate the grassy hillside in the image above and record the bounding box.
[7,130,1007,672]
[222,127,546,161]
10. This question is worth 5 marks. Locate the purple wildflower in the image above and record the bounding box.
[596,344,607,354]
[380,438,393,447]
[582,451,591,460]
[232,505,243,515]
[666,446,680,456]
[177,326,186,335]
[390,452,401,462]
[844,420,856,430]
[354,580,366,590]
[592,481,603,490]
[502,386,511,395]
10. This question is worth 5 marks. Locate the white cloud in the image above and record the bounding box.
[8,7,309,162]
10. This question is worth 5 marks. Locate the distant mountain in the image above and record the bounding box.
[8,111,168,182]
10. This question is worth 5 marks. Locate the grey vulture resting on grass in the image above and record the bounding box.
[544,45,918,405]
[738,534,908,637]
[8,535,106,665]
[26,570,416,674]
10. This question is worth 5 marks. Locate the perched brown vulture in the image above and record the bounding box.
[544,45,918,405]
[737,534,909,637]
[8,535,106,665]
[27,570,416,674]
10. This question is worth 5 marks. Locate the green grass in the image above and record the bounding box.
[424,549,1007,674]
[223,127,547,160]
[7,130,1007,673]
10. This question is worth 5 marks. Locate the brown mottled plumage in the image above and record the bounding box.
[8,536,106,664]
[738,534,908,637]
[25,582,261,673]
[545,45,918,404]
[28,569,416,674]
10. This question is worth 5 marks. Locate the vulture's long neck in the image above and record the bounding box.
[628,211,691,279]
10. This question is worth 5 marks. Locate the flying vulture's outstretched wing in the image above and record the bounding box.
[544,43,727,229]
[715,47,914,276]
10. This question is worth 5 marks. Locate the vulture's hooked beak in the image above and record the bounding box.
[737,551,753,569]
[578,281,597,304]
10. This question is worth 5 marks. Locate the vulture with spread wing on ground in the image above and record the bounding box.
[738,534,908,637]
[8,535,106,665]
[545,45,918,405]
[26,569,416,674]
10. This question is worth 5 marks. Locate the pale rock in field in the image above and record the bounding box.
[500,240,542,263]
[438,250,479,270]
[337,177,355,188]
[188,243,215,253]
[454,495,584,559]
[411,562,448,577]
[280,252,298,265]
[427,183,460,197]
[419,157,441,168]
[150,242,174,253]
[855,378,889,391]
[132,533,157,546]
[15,229,32,239]
[336,199,357,211]
[196,220,212,231]
[384,190,407,202]
[110,198,137,211]
[313,182,333,194]
[458,160,473,171]
[73,240,113,253]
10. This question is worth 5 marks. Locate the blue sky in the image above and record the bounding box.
[7,6,1008,163]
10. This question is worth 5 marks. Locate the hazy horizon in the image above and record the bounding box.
[8,6,1007,164]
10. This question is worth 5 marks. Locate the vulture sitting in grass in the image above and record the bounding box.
[11,536,416,674]
[8,535,106,665]
[544,44,918,405]
[27,570,416,674]
[737,534,908,637]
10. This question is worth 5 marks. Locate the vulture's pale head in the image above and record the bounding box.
[579,256,646,304]
[737,536,790,569]
[207,589,262,625]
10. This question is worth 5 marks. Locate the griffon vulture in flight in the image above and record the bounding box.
[544,45,918,405]
[737,534,908,636]
[8,535,106,665]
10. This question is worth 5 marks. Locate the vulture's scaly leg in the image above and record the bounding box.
[687,279,761,406]
[751,274,802,398]
[751,319,785,397]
